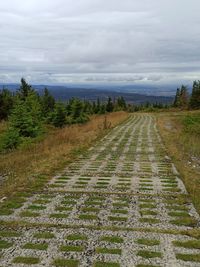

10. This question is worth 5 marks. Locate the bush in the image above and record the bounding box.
[2,128,21,150]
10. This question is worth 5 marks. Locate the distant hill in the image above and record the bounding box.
[0,83,174,104]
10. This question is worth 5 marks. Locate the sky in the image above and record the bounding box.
[0,0,200,86]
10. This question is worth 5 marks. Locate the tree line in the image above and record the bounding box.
[0,79,128,150]
[173,80,200,109]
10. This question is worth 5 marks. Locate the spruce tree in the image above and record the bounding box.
[106,97,114,112]
[190,80,200,109]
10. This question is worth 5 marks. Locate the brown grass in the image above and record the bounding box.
[157,111,200,213]
[0,112,128,198]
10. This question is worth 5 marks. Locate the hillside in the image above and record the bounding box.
[0,83,173,104]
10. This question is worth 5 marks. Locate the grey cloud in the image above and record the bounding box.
[0,0,200,85]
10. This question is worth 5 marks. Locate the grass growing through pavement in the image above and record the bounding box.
[173,239,200,249]
[100,236,123,243]
[94,262,120,267]
[53,259,79,267]
[176,253,200,262]
[13,257,40,264]
[33,232,55,239]
[0,240,13,249]
[137,250,162,258]
[23,242,48,250]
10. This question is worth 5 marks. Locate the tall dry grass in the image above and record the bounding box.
[0,112,128,198]
[157,111,200,214]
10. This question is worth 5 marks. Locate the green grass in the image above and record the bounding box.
[0,231,21,237]
[100,236,123,243]
[0,240,13,249]
[168,210,189,217]
[60,245,84,252]
[23,243,48,250]
[137,250,162,259]
[67,234,88,241]
[0,209,13,215]
[79,214,98,220]
[53,259,79,267]
[111,209,128,214]
[140,210,157,216]
[108,216,127,222]
[136,265,159,267]
[137,238,160,246]
[94,261,120,267]
[13,257,40,264]
[50,213,69,219]
[173,239,200,249]
[170,217,197,227]
[139,204,156,209]
[176,253,200,262]
[55,206,73,212]
[20,211,40,217]
[96,247,122,255]
[27,205,46,210]
[113,202,129,207]
[82,207,100,213]
[33,232,55,239]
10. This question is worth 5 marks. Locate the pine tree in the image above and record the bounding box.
[17,78,34,100]
[190,80,200,109]
[179,85,189,108]
[49,103,66,128]
[41,88,55,115]
[0,88,14,120]
[173,88,181,107]
[106,97,114,112]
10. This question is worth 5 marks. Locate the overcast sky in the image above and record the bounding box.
[0,0,200,86]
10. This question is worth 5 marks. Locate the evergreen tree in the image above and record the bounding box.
[41,88,55,115]
[49,103,66,128]
[179,85,189,108]
[173,88,181,107]
[9,92,42,138]
[17,78,34,100]
[0,88,14,120]
[106,97,114,112]
[190,80,200,109]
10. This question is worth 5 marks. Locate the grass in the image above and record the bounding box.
[157,111,200,214]
[33,232,55,239]
[170,217,197,227]
[79,214,98,220]
[0,230,21,237]
[53,259,79,267]
[173,239,200,249]
[23,242,48,250]
[176,253,200,262]
[96,247,122,255]
[13,257,40,264]
[94,262,120,267]
[111,209,128,214]
[0,112,128,204]
[0,240,13,249]
[60,245,84,252]
[27,205,46,210]
[19,211,40,217]
[137,250,162,259]
[108,216,127,222]
[100,236,123,243]
[136,238,160,246]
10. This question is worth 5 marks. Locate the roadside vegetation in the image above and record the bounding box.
[157,110,200,213]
